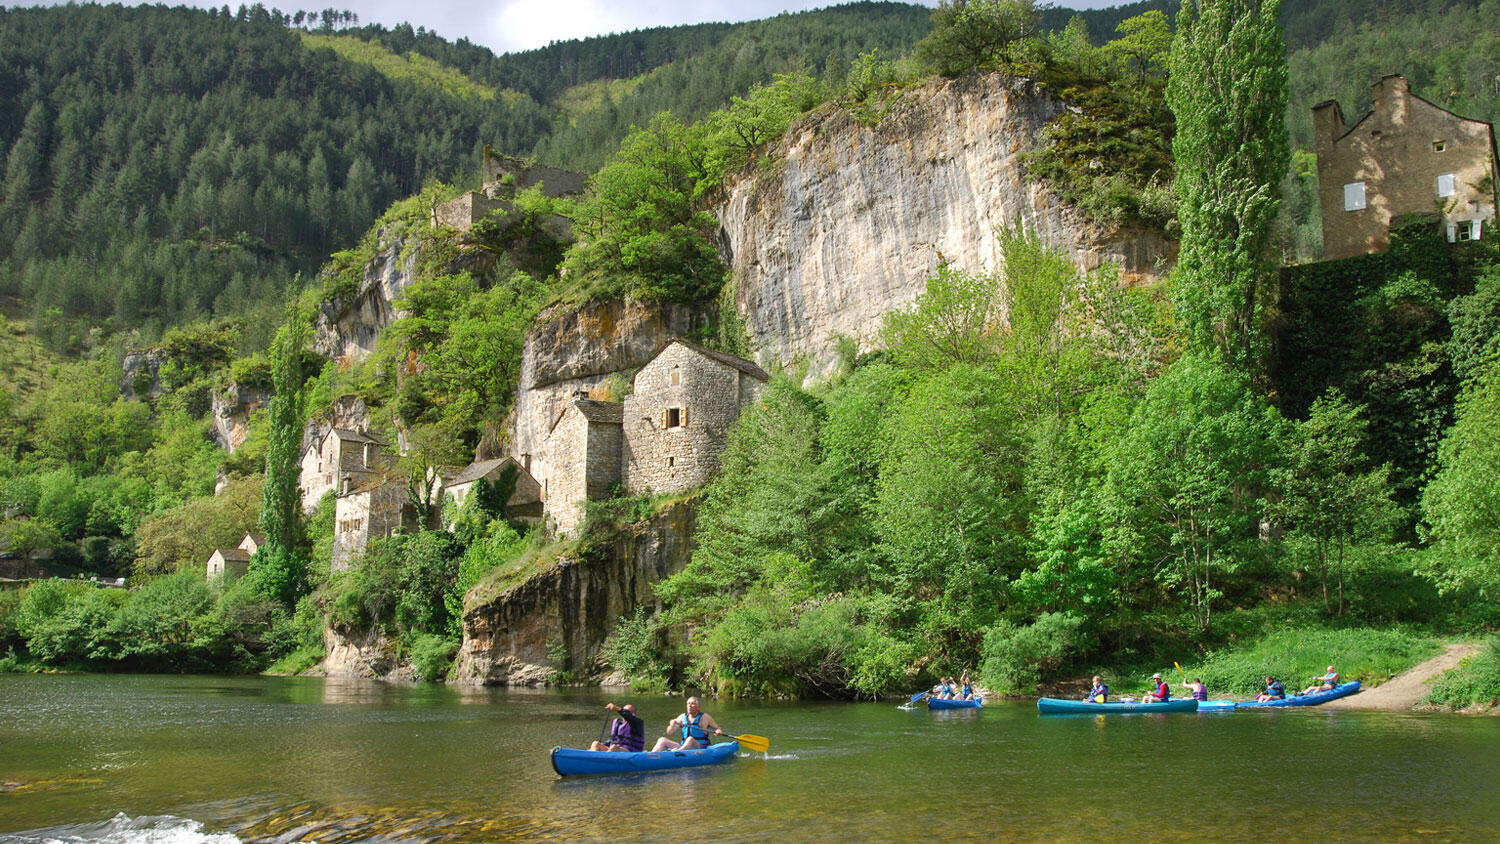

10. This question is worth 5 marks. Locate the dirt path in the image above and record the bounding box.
[1320,642,1481,710]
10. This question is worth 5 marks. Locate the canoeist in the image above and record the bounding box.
[1141,673,1171,703]
[1302,666,1339,695]
[651,696,724,752]
[934,677,956,699]
[1084,675,1109,703]
[959,670,975,700]
[1256,676,1286,702]
[1182,677,1208,701]
[589,703,643,753]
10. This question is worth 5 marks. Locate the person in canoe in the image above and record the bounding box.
[959,670,975,700]
[1301,666,1339,695]
[1141,673,1171,703]
[933,677,956,699]
[1084,675,1109,703]
[650,696,724,751]
[1255,676,1286,702]
[1182,677,1208,702]
[588,703,644,753]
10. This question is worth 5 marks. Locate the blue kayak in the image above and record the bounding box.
[550,740,739,776]
[928,697,983,709]
[1037,697,1199,714]
[1232,681,1362,709]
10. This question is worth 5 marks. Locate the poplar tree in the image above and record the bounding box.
[1165,0,1289,373]
[251,314,309,606]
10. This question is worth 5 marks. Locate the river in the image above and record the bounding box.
[1,674,1496,843]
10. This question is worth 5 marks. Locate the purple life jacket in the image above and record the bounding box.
[609,717,643,752]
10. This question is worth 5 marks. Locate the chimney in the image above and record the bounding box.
[341,474,352,495]
[1312,99,1345,158]
[1374,75,1410,126]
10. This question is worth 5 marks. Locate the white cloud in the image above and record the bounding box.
[486,0,664,52]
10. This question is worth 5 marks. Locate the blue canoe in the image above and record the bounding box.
[928,697,983,709]
[1231,681,1362,709]
[1037,697,1199,714]
[550,740,739,776]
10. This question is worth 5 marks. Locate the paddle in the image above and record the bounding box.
[909,691,928,704]
[1175,661,1186,683]
[715,732,770,753]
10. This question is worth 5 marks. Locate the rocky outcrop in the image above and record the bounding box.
[119,349,167,400]
[318,624,417,682]
[211,383,271,452]
[716,71,1176,378]
[454,502,696,685]
[312,239,419,363]
[510,300,714,464]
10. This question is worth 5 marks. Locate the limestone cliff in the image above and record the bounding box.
[509,300,713,464]
[317,624,419,682]
[453,502,695,685]
[716,71,1175,377]
[312,238,418,363]
[210,382,270,453]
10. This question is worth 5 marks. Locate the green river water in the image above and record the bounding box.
[1,674,1496,843]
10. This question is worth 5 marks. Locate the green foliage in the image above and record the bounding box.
[446,520,533,635]
[132,476,263,576]
[914,0,1043,77]
[406,631,459,682]
[601,607,677,692]
[253,314,309,606]
[1183,627,1441,698]
[1102,355,1287,630]
[1271,390,1397,614]
[1426,638,1500,709]
[1446,263,1500,386]
[979,611,1086,694]
[881,264,1002,372]
[326,531,462,638]
[1419,352,1500,596]
[300,32,502,101]
[1167,0,1290,371]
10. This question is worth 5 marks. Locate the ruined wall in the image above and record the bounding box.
[453,502,696,686]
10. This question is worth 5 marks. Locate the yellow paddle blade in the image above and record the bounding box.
[730,733,769,753]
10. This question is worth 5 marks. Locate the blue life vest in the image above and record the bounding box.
[1266,680,1285,699]
[940,683,952,696]
[680,712,708,742]
[962,684,974,698]
[1152,681,1170,700]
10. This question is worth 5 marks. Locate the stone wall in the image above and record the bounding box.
[716,71,1176,379]
[511,300,714,466]
[453,501,696,686]
[1314,75,1499,260]
[431,191,504,231]
[622,343,764,495]
[332,481,408,571]
[535,401,622,537]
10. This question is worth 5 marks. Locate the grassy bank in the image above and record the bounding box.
[1425,636,1500,711]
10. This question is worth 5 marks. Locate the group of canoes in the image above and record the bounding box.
[1037,666,1362,714]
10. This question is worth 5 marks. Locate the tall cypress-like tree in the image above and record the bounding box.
[1165,0,1288,372]
[251,313,310,606]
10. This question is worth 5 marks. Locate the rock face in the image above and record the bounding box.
[119,349,166,400]
[312,240,419,363]
[510,300,714,465]
[716,71,1176,378]
[211,383,271,452]
[453,502,696,685]
[318,624,418,682]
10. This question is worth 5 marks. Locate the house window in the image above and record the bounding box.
[1457,219,1482,241]
[670,366,680,386]
[666,407,682,428]
[1437,173,1456,198]
[1433,140,1446,152]
[1343,182,1366,211]
[668,456,675,468]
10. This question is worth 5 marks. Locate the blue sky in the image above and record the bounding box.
[6,0,1131,54]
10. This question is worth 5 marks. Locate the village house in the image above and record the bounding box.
[533,339,768,536]
[1314,74,1500,260]
[205,533,264,582]
[299,428,388,512]
[443,456,544,522]
[332,476,413,572]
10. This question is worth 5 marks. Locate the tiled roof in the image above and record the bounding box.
[574,400,624,424]
[449,457,513,486]
[212,548,251,561]
[669,339,770,382]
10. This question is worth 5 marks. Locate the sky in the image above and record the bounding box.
[8,0,1131,54]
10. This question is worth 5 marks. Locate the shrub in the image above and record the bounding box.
[979,612,1085,694]
[407,631,459,682]
[1426,638,1500,709]
[602,607,675,692]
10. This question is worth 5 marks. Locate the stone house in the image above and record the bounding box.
[332,477,414,572]
[444,457,544,521]
[205,533,263,582]
[533,339,768,536]
[1314,75,1500,260]
[299,428,387,512]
